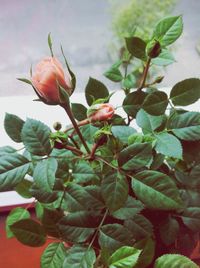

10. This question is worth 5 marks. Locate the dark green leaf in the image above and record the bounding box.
[30,184,58,203]
[41,242,66,268]
[168,112,200,140]
[0,153,30,191]
[111,126,136,144]
[118,142,152,170]
[15,178,33,198]
[108,246,141,268]
[159,217,179,246]
[85,77,109,106]
[10,219,46,247]
[58,211,96,243]
[63,245,96,268]
[170,78,200,106]
[71,103,87,121]
[33,158,58,192]
[42,208,63,237]
[153,16,183,47]
[123,91,147,117]
[181,207,200,232]
[99,224,133,252]
[126,37,147,60]
[134,238,155,268]
[142,91,168,116]
[155,132,183,159]
[154,254,198,268]
[112,196,144,220]
[21,118,52,156]
[124,215,153,241]
[132,170,183,210]
[101,173,128,212]
[6,207,30,238]
[4,113,24,143]
[80,125,99,144]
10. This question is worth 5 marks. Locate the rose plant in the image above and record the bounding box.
[1,16,200,267]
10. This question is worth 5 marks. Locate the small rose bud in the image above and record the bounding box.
[32,57,72,103]
[53,121,62,131]
[87,103,114,122]
[146,40,161,58]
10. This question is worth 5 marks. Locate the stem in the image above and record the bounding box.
[61,105,91,154]
[88,209,109,250]
[64,144,83,155]
[68,135,80,149]
[137,57,151,91]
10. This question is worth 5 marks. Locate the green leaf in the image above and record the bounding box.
[33,158,58,192]
[48,33,53,57]
[152,49,175,66]
[142,91,168,116]
[154,254,199,268]
[101,173,129,212]
[80,125,99,144]
[10,219,46,247]
[136,109,166,133]
[58,211,96,243]
[30,184,58,203]
[153,15,183,47]
[108,246,141,268]
[63,245,96,268]
[126,37,147,60]
[99,224,133,252]
[4,113,24,143]
[111,126,136,144]
[0,146,16,156]
[134,238,155,268]
[104,67,123,82]
[62,183,104,212]
[112,196,144,220]
[122,74,136,89]
[123,91,147,118]
[181,207,200,232]
[71,103,87,121]
[15,178,33,198]
[85,77,109,106]
[21,118,52,156]
[124,215,153,241]
[72,162,99,184]
[170,78,200,106]
[118,143,152,170]
[41,242,66,268]
[6,207,30,238]
[0,153,30,191]
[159,217,179,246]
[132,170,183,210]
[155,132,183,159]
[168,112,200,140]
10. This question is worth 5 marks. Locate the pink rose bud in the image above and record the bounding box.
[32,57,72,103]
[87,103,114,122]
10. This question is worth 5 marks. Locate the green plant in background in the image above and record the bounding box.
[1,15,200,268]
[108,0,178,86]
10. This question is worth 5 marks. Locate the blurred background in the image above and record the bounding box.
[0,0,199,96]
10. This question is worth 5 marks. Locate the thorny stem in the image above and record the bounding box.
[137,57,151,91]
[68,135,80,149]
[88,209,109,250]
[64,144,83,156]
[61,105,91,154]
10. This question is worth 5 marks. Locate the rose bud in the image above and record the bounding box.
[87,103,114,122]
[32,57,72,103]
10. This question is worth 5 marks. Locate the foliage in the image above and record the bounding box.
[1,16,200,267]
